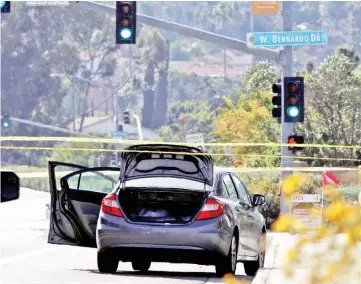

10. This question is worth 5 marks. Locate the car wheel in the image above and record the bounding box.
[97,250,118,273]
[132,260,151,272]
[244,233,266,276]
[215,234,238,277]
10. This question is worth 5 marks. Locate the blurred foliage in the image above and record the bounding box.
[270,174,361,284]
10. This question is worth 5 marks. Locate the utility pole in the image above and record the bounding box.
[72,82,76,131]
[280,1,294,215]
[113,87,120,166]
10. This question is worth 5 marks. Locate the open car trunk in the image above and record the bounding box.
[118,188,209,224]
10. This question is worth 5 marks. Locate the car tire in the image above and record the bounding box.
[244,232,266,277]
[97,250,118,273]
[132,260,151,272]
[215,234,238,277]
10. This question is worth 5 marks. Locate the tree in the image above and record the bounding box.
[297,52,361,166]
[213,92,280,167]
[152,40,170,129]
[136,29,168,128]
[158,100,216,143]
[62,7,118,132]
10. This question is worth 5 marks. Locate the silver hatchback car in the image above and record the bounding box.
[48,144,266,277]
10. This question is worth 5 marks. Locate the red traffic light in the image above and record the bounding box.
[288,82,297,93]
[119,2,132,14]
[288,137,296,150]
[287,135,304,151]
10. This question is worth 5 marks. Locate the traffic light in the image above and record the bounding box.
[287,135,304,151]
[116,1,137,44]
[1,112,10,129]
[123,110,130,124]
[271,81,282,122]
[284,77,304,123]
[1,1,10,13]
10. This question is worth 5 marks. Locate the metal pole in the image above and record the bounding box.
[113,89,119,166]
[280,1,294,215]
[75,1,279,62]
[5,116,95,138]
[72,82,76,131]
[132,113,143,141]
[224,49,227,97]
[250,9,255,64]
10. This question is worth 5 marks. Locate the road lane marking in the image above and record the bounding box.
[0,247,59,265]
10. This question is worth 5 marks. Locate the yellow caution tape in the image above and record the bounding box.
[1,136,361,150]
[1,145,360,163]
[4,167,360,178]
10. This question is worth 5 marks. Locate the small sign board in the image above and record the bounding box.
[186,133,204,144]
[109,131,128,138]
[26,1,70,6]
[247,31,328,47]
[292,194,321,203]
[291,194,323,231]
[252,1,279,15]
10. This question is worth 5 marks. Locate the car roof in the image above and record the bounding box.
[214,166,238,175]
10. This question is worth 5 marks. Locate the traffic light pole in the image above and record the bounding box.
[280,1,294,215]
[113,88,120,166]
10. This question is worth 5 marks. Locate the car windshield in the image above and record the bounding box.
[124,177,212,191]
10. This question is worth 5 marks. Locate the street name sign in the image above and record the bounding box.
[247,31,328,47]
[26,1,69,6]
[109,131,128,138]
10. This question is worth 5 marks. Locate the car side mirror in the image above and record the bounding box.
[1,171,20,203]
[252,194,265,207]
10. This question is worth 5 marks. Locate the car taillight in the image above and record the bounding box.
[101,193,123,217]
[195,198,224,220]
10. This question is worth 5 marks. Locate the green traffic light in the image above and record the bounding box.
[287,106,300,118]
[0,2,6,8]
[120,28,132,40]
[2,121,10,128]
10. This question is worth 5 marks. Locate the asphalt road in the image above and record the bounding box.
[0,188,255,284]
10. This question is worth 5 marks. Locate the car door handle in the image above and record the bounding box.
[235,207,241,212]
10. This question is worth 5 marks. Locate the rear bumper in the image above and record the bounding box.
[96,212,233,263]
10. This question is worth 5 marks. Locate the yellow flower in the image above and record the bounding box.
[282,174,303,200]
[323,184,340,199]
[286,249,298,263]
[324,201,345,224]
[223,274,250,284]
[283,265,294,278]
[271,215,292,232]
[292,218,306,233]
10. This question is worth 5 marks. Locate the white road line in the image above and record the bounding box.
[0,247,59,265]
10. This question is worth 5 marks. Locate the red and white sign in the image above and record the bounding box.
[322,171,341,187]
[292,194,321,203]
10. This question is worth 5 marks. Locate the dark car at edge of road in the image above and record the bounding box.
[47,144,267,277]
